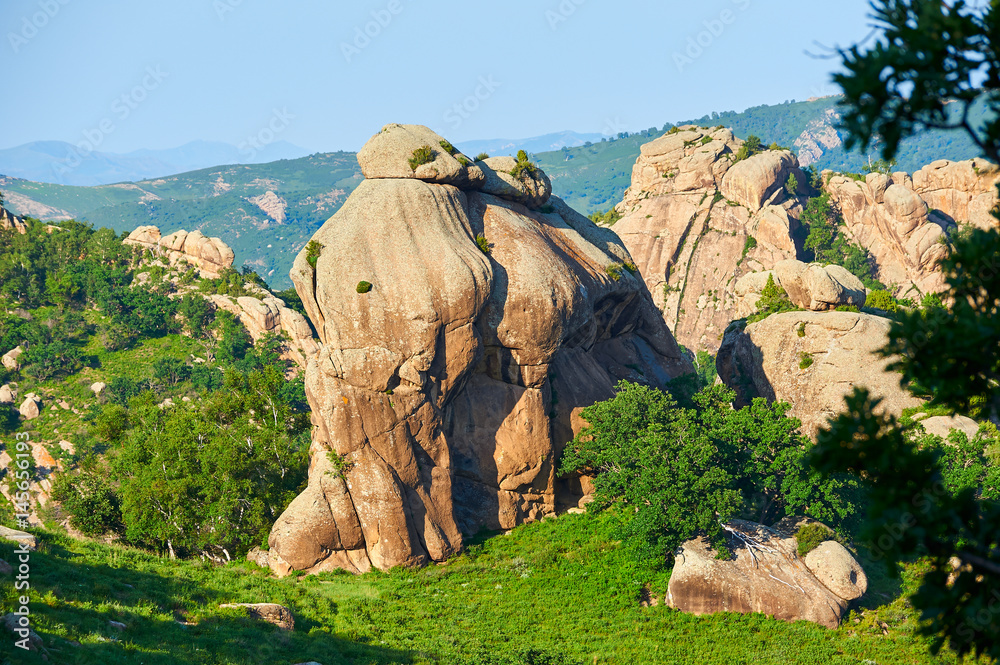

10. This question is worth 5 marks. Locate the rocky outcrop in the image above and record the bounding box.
[124,226,236,278]
[911,159,1000,231]
[826,172,950,298]
[209,294,319,368]
[478,156,552,208]
[0,384,14,404]
[772,260,866,311]
[2,346,23,371]
[717,310,922,439]
[667,518,866,628]
[0,207,27,234]
[357,123,484,188]
[268,124,691,575]
[613,126,805,353]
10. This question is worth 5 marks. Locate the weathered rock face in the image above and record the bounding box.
[0,207,27,234]
[667,518,867,628]
[18,394,41,420]
[613,126,805,353]
[208,293,319,368]
[268,124,691,575]
[919,414,981,440]
[124,226,235,278]
[0,384,14,404]
[826,172,950,298]
[911,159,1000,231]
[772,260,866,311]
[717,311,922,439]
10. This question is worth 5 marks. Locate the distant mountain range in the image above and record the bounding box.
[454,131,606,159]
[0,95,988,289]
[0,139,311,186]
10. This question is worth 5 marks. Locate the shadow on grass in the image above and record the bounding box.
[1,533,417,665]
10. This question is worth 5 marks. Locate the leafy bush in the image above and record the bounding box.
[741,236,757,261]
[457,155,470,166]
[746,274,799,323]
[799,353,814,369]
[605,264,622,281]
[510,150,540,180]
[795,523,834,556]
[408,145,435,171]
[797,321,807,337]
[51,470,124,537]
[864,289,901,313]
[732,134,763,162]
[439,139,456,155]
[474,152,490,161]
[305,239,324,268]
[588,208,622,226]
[356,281,372,294]
[785,173,799,196]
[559,382,857,560]
[475,233,491,255]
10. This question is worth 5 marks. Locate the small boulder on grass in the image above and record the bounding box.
[219,603,294,631]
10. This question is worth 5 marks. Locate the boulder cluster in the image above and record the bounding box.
[124,226,236,278]
[265,124,691,575]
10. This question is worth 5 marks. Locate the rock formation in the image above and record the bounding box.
[612,126,807,353]
[734,261,865,317]
[1,346,22,371]
[0,207,26,234]
[667,518,867,628]
[124,226,236,278]
[267,124,691,575]
[911,158,1000,231]
[208,293,319,368]
[825,172,950,298]
[717,310,922,439]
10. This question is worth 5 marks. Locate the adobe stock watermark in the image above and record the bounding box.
[546,0,586,31]
[673,0,752,74]
[53,66,169,178]
[443,76,502,130]
[7,0,71,54]
[213,0,246,21]
[10,432,35,652]
[341,0,405,64]
[238,108,294,161]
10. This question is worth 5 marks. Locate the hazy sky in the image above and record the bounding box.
[0,0,875,153]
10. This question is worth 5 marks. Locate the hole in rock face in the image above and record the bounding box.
[850,570,857,584]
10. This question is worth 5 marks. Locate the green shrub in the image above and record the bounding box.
[795,522,834,556]
[865,289,901,312]
[439,139,456,155]
[305,239,324,268]
[785,173,798,196]
[457,155,470,166]
[510,150,540,180]
[356,281,372,294]
[741,236,757,261]
[559,381,857,560]
[746,274,799,323]
[700,136,713,145]
[474,152,490,161]
[623,261,638,275]
[588,208,622,226]
[799,353,814,370]
[797,322,806,337]
[667,126,681,134]
[835,304,860,312]
[732,134,763,162]
[476,233,491,255]
[408,145,435,170]
[605,264,622,281]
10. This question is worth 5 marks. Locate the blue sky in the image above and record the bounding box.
[0,0,874,153]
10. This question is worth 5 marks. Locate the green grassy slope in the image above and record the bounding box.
[2,511,975,665]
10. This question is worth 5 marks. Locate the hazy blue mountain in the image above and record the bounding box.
[0,139,311,186]
[455,130,606,158]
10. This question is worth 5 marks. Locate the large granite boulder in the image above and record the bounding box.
[2,346,23,371]
[268,125,692,575]
[717,310,922,439]
[772,260,867,311]
[720,150,805,213]
[478,156,552,209]
[911,158,1000,231]
[667,518,866,628]
[208,294,319,368]
[357,123,484,188]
